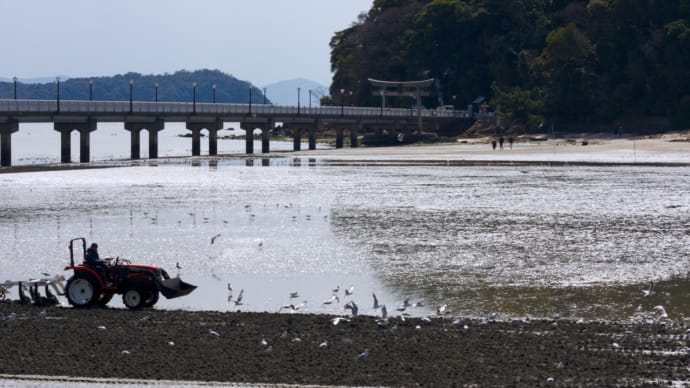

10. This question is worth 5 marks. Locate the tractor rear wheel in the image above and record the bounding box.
[66,275,100,308]
[123,288,145,309]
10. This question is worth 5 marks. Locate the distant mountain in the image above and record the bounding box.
[263,78,329,107]
[0,69,266,104]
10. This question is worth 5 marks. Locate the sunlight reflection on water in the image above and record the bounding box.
[1,160,689,321]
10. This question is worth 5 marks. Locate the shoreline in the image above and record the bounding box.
[1,303,688,386]
[2,133,689,174]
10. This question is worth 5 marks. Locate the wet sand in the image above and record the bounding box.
[1,303,689,386]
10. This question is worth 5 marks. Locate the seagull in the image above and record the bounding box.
[260,338,268,346]
[436,304,450,316]
[322,295,340,305]
[344,301,359,317]
[654,305,669,320]
[210,233,222,244]
[263,345,273,354]
[421,316,433,325]
[234,289,244,306]
[121,350,131,356]
[345,285,354,296]
[175,262,182,270]
[208,329,220,337]
[331,317,350,326]
[279,301,306,313]
[356,349,369,360]
[332,285,340,293]
[396,299,410,312]
[138,315,151,323]
[372,292,381,309]
[641,281,656,297]
[319,341,328,348]
[289,292,299,299]
[376,306,388,328]
[227,283,233,292]
[38,309,47,319]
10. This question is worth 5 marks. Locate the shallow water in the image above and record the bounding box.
[1,159,689,321]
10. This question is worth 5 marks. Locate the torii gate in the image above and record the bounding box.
[368,78,434,133]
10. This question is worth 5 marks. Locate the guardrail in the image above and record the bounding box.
[0,99,470,119]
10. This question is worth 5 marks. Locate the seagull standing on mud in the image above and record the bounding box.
[654,305,669,321]
[356,349,369,360]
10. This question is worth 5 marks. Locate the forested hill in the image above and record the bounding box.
[329,0,690,129]
[0,69,268,104]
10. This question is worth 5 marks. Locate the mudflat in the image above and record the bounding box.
[0,303,688,386]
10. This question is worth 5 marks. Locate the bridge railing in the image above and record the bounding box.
[0,99,470,119]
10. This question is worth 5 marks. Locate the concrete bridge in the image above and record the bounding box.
[0,99,470,166]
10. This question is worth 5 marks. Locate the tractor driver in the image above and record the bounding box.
[85,243,111,283]
[85,243,103,265]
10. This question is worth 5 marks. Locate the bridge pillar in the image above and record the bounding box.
[128,128,141,159]
[126,118,164,159]
[292,128,301,151]
[261,121,272,154]
[54,119,97,163]
[239,122,256,154]
[335,128,344,149]
[0,119,19,167]
[308,127,316,150]
[350,125,359,148]
[187,119,223,156]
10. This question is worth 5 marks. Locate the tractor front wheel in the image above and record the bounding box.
[66,275,100,308]
[123,288,144,309]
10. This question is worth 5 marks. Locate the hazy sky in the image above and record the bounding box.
[1,0,372,87]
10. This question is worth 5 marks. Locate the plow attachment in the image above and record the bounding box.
[157,276,197,299]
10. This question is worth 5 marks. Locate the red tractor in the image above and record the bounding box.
[64,238,196,309]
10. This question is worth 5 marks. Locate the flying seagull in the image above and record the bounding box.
[322,295,340,305]
[234,289,244,306]
[210,234,221,245]
[372,292,381,309]
[641,281,656,297]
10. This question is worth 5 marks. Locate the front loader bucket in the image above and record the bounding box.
[158,277,197,299]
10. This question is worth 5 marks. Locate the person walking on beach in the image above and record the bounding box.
[509,137,514,149]
[499,137,504,149]
[491,139,497,150]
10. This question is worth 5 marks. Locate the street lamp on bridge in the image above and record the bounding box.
[56,77,61,113]
[89,79,93,101]
[297,87,301,115]
[212,84,216,103]
[248,86,253,115]
[154,82,158,103]
[340,89,345,116]
[129,80,133,113]
[12,77,17,100]
[192,82,197,113]
[263,87,266,104]
[309,89,312,109]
